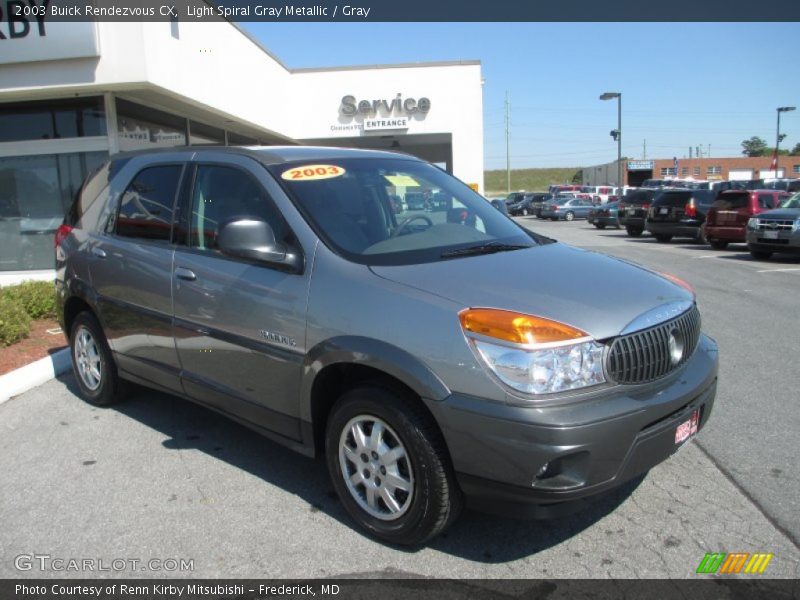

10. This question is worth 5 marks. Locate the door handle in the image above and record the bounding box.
[91,247,107,259]
[174,267,196,281]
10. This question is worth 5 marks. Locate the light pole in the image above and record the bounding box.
[776,106,795,177]
[600,92,622,192]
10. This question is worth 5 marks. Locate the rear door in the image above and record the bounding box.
[88,156,190,394]
[171,153,310,441]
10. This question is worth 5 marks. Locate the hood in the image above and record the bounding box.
[758,208,800,220]
[370,243,693,340]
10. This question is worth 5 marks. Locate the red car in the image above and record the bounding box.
[704,190,790,249]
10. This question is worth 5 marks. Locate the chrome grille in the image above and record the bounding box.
[755,219,794,231]
[607,305,701,384]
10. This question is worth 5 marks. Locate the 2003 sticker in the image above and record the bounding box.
[281,165,345,181]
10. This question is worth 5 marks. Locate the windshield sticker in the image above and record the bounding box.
[384,175,420,187]
[281,165,345,181]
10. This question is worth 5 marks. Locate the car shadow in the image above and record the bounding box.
[57,373,644,562]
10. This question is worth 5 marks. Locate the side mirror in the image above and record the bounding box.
[217,219,302,272]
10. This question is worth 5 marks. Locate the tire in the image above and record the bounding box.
[750,250,773,260]
[654,233,673,242]
[70,311,127,406]
[523,208,530,216]
[325,384,462,546]
[565,211,575,222]
[626,225,643,237]
[709,240,728,250]
[595,223,606,230]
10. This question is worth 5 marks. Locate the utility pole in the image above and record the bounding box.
[643,139,646,160]
[505,91,511,193]
[708,144,711,158]
[689,147,692,159]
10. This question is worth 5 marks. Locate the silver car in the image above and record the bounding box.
[746,193,800,260]
[57,147,718,545]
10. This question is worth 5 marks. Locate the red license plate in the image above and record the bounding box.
[675,410,700,445]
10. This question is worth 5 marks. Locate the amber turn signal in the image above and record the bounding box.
[459,308,588,345]
[659,272,695,295]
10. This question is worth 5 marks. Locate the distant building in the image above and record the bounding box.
[583,157,799,188]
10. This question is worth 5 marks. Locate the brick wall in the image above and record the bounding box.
[650,156,800,180]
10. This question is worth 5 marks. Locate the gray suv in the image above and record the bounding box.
[57,147,718,545]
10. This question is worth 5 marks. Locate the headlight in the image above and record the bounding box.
[794,218,800,232]
[748,217,758,230]
[460,308,606,397]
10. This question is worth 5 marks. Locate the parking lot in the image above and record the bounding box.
[1,218,799,579]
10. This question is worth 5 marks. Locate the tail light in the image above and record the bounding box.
[642,203,650,210]
[54,224,73,248]
[550,205,557,210]
[685,201,697,218]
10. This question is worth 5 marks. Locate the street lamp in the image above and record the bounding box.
[776,106,795,177]
[600,92,622,192]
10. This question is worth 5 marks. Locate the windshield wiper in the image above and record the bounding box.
[441,242,530,258]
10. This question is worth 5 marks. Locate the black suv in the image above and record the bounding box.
[617,189,658,237]
[645,189,717,243]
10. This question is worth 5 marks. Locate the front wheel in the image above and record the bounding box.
[70,312,127,406]
[564,211,575,222]
[325,385,462,546]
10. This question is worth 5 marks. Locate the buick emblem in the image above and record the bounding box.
[668,329,684,365]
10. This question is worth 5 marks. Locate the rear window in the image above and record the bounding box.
[621,190,655,205]
[713,192,749,210]
[653,191,692,207]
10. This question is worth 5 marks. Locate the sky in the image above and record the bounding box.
[241,22,800,171]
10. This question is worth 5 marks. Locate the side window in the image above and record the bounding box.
[190,165,285,251]
[116,165,182,240]
[757,194,774,209]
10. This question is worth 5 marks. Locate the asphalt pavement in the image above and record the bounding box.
[1,218,798,579]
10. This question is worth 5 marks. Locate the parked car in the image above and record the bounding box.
[617,189,659,237]
[56,146,717,545]
[508,192,549,216]
[540,197,595,221]
[548,184,581,195]
[588,201,621,229]
[489,198,509,215]
[704,190,788,249]
[581,186,618,204]
[505,192,527,206]
[745,193,800,260]
[762,178,800,193]
[529,193,554,218]
[645,189,717,243]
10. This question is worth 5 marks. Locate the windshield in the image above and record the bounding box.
[780,193,800,209]
[272,157,539,265]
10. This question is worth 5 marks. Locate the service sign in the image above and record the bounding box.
[627,160,654,171]
[0,18,100,65]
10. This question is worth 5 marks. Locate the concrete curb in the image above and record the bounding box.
[0,348,72,405]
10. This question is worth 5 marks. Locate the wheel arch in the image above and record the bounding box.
[301,336,451,456]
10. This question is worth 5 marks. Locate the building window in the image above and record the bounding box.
[116,99,187,151]
[793,164,800,174]
[693,167,701,176]
[707,166,722,175]
[0,97,106,143]
[189,121,224,146]
[681,167,689,176]
[0,151,107,271]
[660,167,677,176]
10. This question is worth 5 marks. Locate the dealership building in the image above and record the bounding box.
[0,19,484,282]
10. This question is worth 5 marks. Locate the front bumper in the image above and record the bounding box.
[746,229,800,254]
[425,333,718,518]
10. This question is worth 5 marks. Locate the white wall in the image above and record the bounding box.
[0,21,484,188]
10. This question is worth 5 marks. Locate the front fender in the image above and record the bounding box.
[299,335,451,423]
